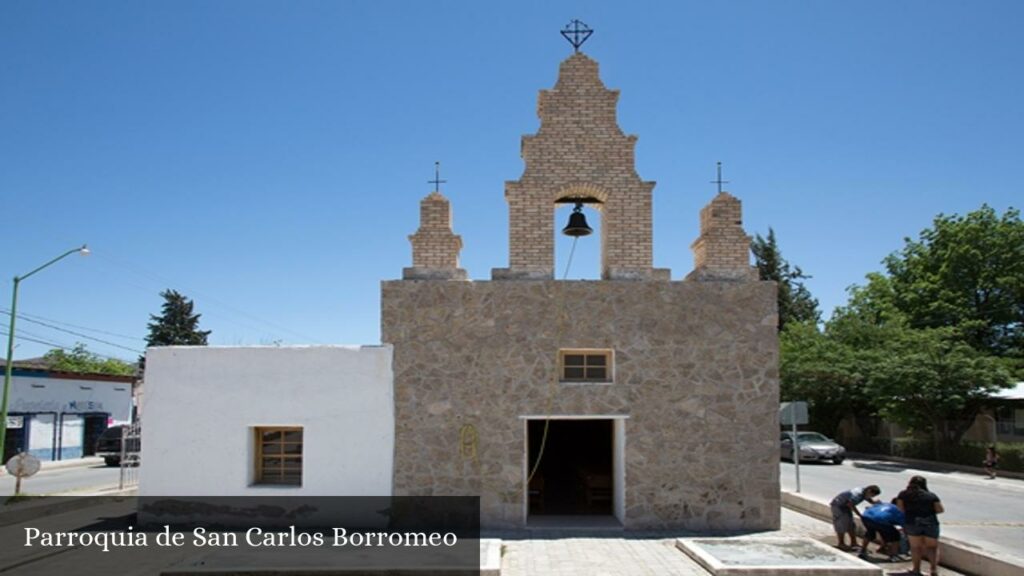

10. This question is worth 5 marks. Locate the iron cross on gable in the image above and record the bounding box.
[561,19,593,53]
[428,161,447,193]
[711,161,730,194]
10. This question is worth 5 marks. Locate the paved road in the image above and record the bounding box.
[781,458,1024,562]
[0,462,124,495]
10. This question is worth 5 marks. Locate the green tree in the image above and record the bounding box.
[145,289,211,347]
[821,275,1013,447]
[830,274,903,331]
[779,205,1022,449]
[751,228,821,331]
[885,205,1024,358]
[864,327,1012,449]
[43,343,136,376]
[779,322,867,436]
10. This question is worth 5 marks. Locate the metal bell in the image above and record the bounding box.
[562,202,593,237]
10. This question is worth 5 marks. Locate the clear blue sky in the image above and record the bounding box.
[2,1,1022,362]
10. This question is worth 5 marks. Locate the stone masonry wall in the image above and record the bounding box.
[382,279,780,530]
[497,53,661,280]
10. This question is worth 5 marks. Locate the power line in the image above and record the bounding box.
[94,252,323,343]
[0,311,144,354]
[1,329,137,363]
[0,308,143,342]
[5,328,72,351]
[80,272,288,341]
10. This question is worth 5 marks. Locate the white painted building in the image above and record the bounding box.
[139,345,394,496]
[3,366,134,462]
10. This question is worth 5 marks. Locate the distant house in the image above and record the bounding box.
[963,382,1024,443]
[2,359,135,462]
[994,382,1024,439]
[839,382,1024,447]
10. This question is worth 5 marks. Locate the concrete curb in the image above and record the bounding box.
[157,540,502,576]
[781,490,1024,576]
[0,492,132,527]
[480,539,501,576]
[848,453,1024,480]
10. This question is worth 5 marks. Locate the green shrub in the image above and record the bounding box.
[846,437,1024,473]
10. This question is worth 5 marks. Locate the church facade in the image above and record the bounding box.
[383,52,780,530]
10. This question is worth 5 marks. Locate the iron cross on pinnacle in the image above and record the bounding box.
[428,161,447,193]
[711,161,730,194]
[561,19,593,53]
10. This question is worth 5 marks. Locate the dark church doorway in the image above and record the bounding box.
[527,419,614,517]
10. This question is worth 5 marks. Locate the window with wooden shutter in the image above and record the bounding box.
[254,426,303,486]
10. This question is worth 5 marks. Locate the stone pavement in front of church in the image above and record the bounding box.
[499,508,965,576]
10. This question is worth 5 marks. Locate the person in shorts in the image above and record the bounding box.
[897,475,944,576]
[859,499,906,562]
[983,445,999,479]
[829,484,881,550]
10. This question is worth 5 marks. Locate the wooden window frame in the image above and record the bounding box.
[558,349,613,383]
[254,426,303,486]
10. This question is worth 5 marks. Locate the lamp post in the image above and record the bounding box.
[1,245,89,460]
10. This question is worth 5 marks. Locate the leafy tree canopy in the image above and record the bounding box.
[779,322,869,435]
[780,206,1022,444]
[885,205,1024,357]
[863,327,1012,444]
[751,228,821,331]
[145,289,211,348]
[43,344,136,376]
[782,315,1014,445]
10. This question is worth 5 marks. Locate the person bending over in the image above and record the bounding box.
[859,499,906,562]
[829,484,881,551]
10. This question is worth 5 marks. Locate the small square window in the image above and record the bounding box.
[559,350,612,383]
[254,426,303,486]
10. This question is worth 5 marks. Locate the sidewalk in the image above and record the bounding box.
[849,452,1024,481]
[0,456,104,477]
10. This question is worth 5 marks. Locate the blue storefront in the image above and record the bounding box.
[3,366,134,462]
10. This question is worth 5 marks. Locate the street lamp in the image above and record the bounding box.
[1,245,89,460]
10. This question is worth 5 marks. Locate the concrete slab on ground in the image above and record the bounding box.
[677,537,882,576]
[498,509,965,576]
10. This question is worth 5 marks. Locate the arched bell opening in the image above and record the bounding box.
[554,196,603,280]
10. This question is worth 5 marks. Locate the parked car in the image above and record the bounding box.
[95,425,141,467]
[780,431,845,464]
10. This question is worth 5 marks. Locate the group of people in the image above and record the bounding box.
[830,476,944,576]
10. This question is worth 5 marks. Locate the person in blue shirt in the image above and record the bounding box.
[829,484,881,550]
[859,499,906,562]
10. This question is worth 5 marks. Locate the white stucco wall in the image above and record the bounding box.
[139,345,394,496]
